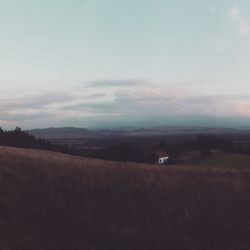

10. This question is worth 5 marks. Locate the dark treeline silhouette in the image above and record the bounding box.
[0,127,72,154]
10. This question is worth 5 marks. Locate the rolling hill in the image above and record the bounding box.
[0,146,250,250]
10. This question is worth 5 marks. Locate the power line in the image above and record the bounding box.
[0,44,105,79]
[0,53,64,74]
[0,34,114,79]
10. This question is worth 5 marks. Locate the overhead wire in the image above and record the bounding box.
[0,44,105,79]
[0,34,114,79]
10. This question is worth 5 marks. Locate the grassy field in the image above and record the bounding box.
[182,150,250,169]
[0,146,250,250]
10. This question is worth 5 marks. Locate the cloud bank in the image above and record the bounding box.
[1,80,250,129]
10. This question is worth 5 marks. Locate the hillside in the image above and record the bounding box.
[0,146,250,250]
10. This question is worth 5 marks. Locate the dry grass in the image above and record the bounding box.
[0,146,250,250]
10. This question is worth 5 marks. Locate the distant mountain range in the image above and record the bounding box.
[27,126,250,139]
[27,127,97,139]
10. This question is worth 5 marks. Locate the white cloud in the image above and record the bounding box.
[229,6,250,35]
[2,80,250,129]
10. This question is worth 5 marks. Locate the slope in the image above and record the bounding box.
[0,146,250,250]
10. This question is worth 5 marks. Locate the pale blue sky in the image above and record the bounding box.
[1,0,250,128]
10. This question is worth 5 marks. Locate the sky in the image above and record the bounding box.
[1,0,250,129]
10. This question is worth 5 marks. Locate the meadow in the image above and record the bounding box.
[0,146,250,250]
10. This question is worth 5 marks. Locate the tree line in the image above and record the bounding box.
[0,127,71,154]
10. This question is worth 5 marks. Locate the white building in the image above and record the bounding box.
[158,156,169,165]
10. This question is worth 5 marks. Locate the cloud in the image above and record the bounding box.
[85,79,149,88]
[0,91,73,110]
[2,83,250,129]
[229,6,250,35]
[87,93,106,98]
[0,90,74,124]
[63,86,250,120]
[23,92,73,108]
[0,87,118,128]
[0,111,53,122]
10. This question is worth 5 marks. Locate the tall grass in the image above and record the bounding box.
[0,146,250,250]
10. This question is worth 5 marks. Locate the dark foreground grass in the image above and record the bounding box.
[0,146,250,250]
